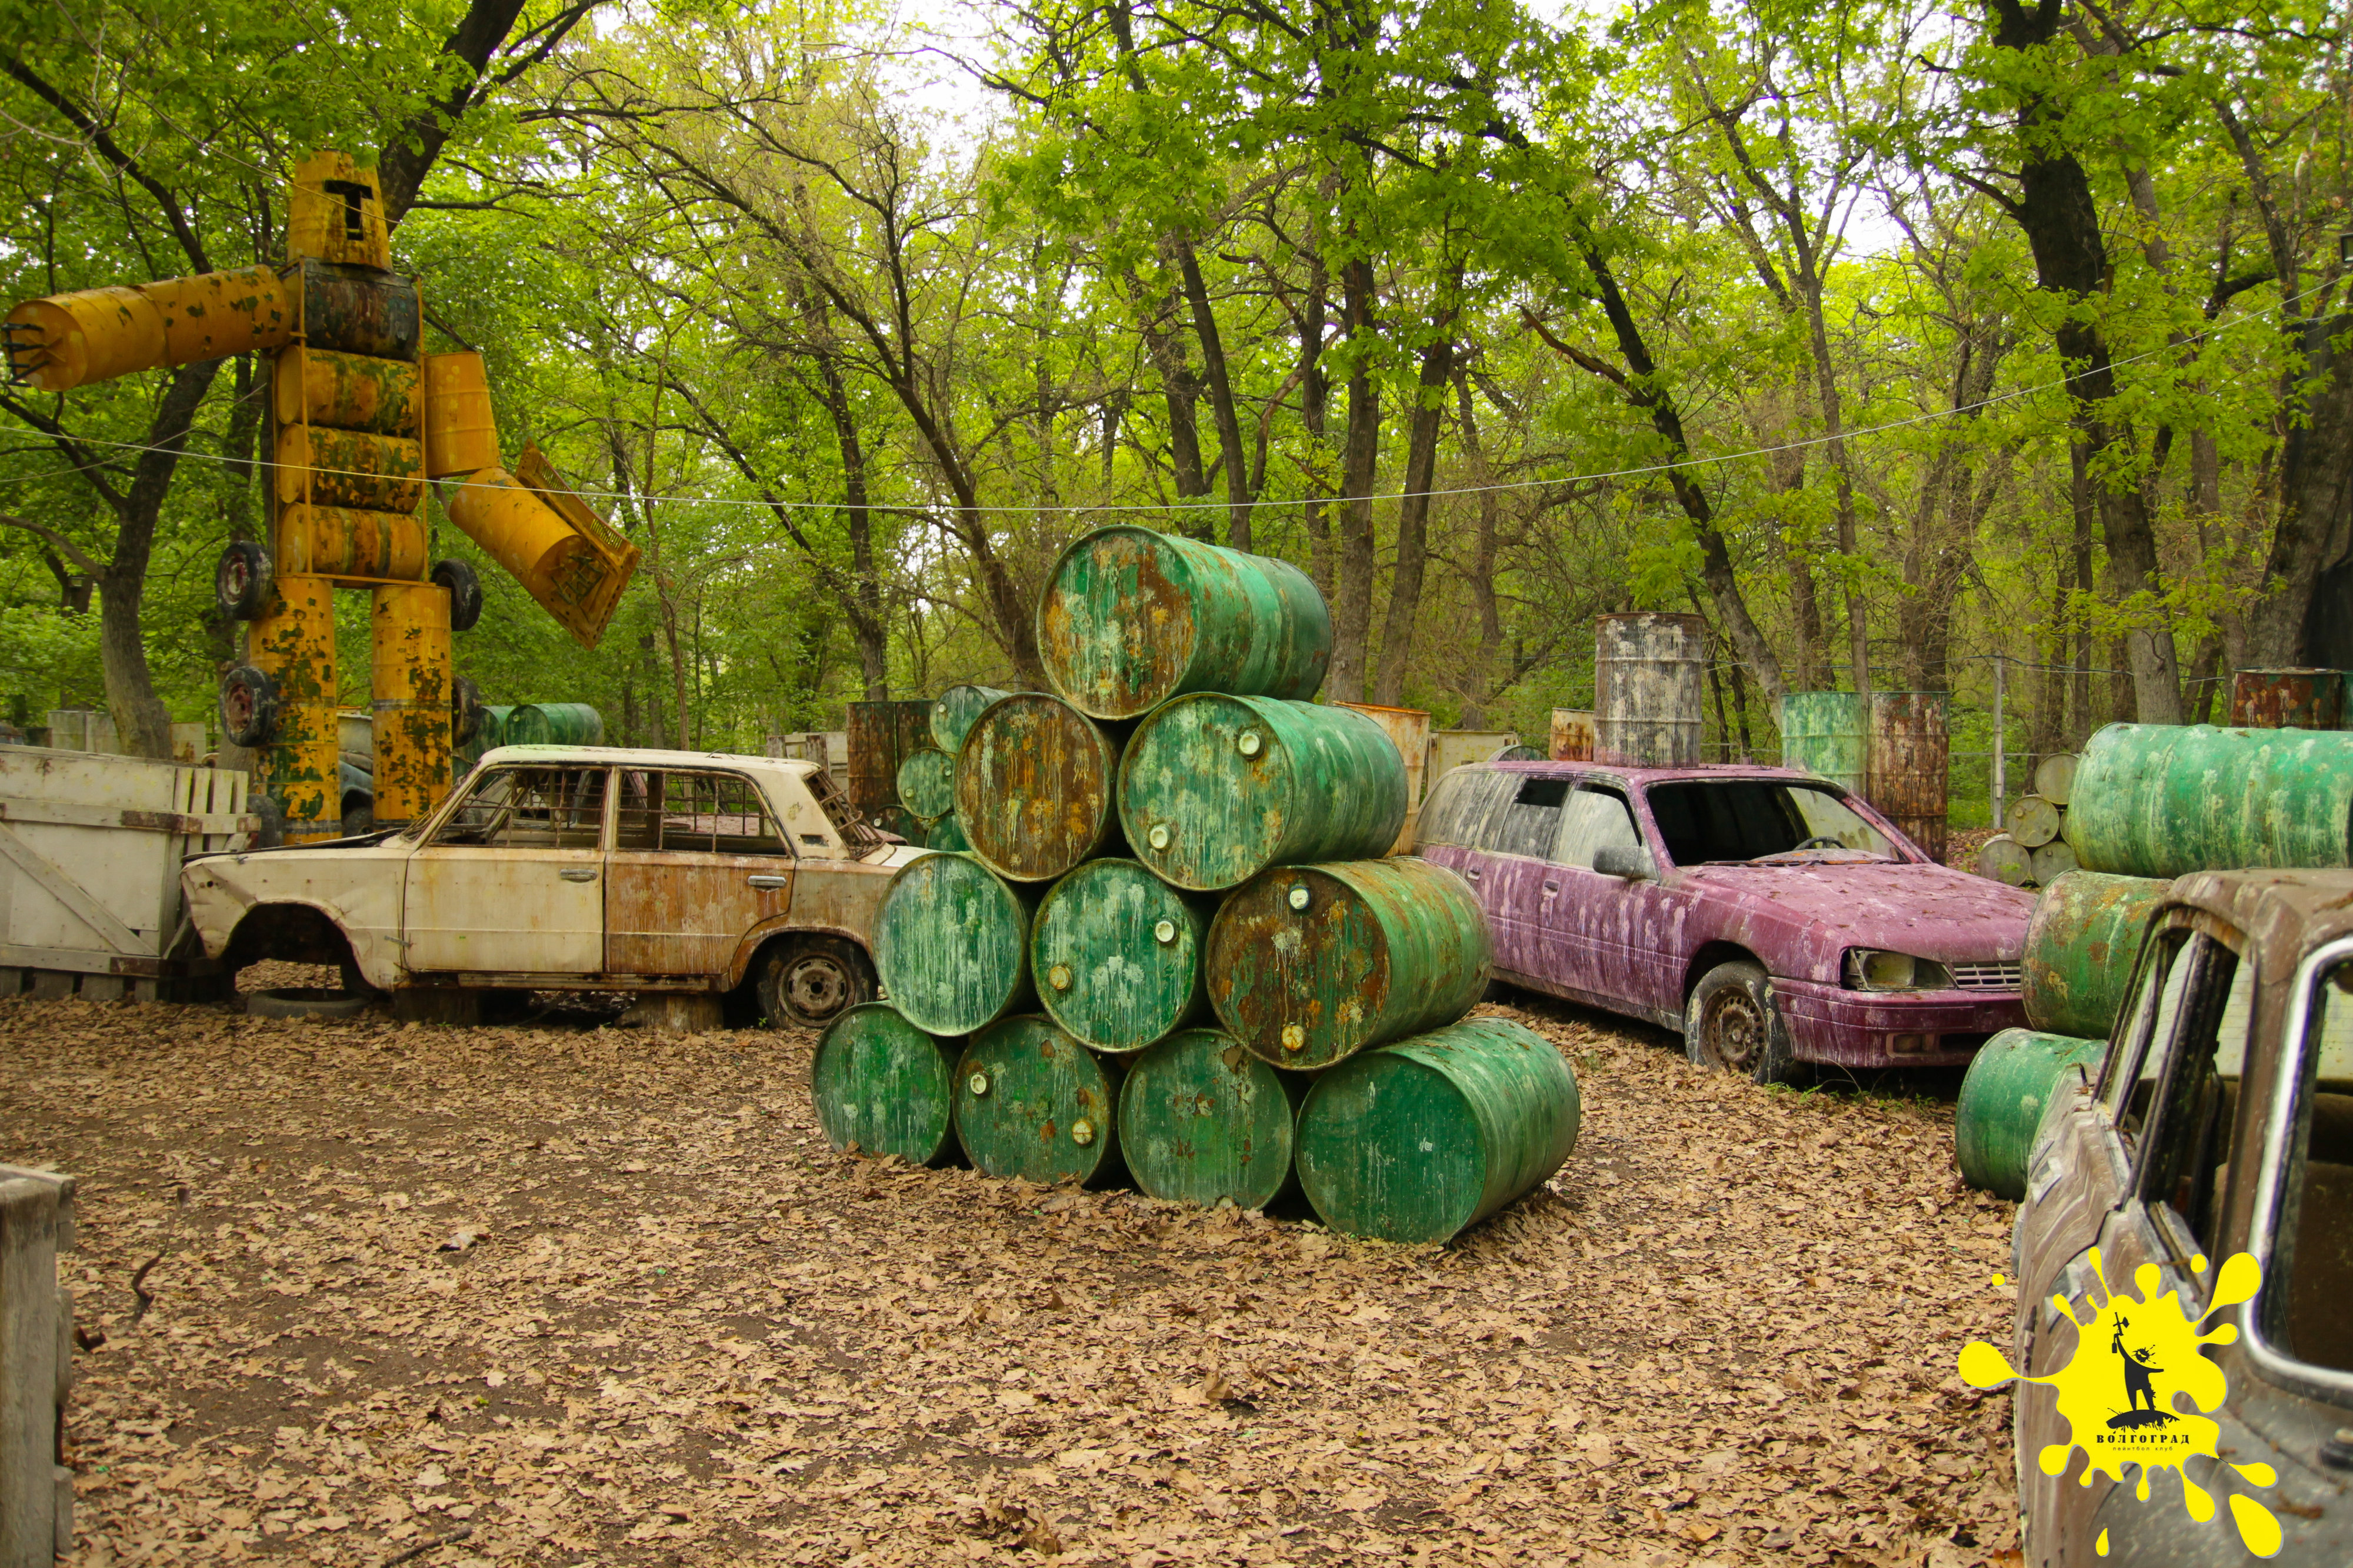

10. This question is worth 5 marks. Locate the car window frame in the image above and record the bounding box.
[1419,766,1520,852]
[1549,780,1642,870]
[2095,920,2195,1142]
[1634,776,1901,869]
[615,766,794,858]
[2241,930,2353,1402]
[2131,927,2252,1269]
[421,762,613,852]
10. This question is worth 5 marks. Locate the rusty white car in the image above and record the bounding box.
[182,745,921,1025]
[2009,869,2352,1563]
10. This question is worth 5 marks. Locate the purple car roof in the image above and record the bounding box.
[1484,760,1838,788]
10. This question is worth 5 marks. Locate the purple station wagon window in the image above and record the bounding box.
[1645,778,1895,865]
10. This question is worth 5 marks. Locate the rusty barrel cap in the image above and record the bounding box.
[1118,1028,1304,1210]
[811,1003,962,1166]
[952,1016,1124,1186]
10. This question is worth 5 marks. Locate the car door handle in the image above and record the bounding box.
[748,874,789,890]
[1464,868,1480,881]
[559,868,598,883]
[1542,881,1559,893]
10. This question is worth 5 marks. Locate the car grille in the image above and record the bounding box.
[1948,962,2024,992]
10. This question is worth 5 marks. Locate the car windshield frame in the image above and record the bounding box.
[1638,776,1902,868]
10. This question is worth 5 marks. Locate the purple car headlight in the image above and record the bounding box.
[1844,949,1954,992]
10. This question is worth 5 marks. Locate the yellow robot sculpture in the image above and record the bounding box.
[2,152,638,839]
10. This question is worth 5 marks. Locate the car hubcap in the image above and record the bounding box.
[786,956,848,1019]
[1707,990,1764,1072]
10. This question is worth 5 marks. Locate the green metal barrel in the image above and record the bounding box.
[1118,1028,1302,1210]
[504,702,604,746]
[873,853,1039,1036]
[955,693,1126,882]
[1778,690,1868,795]
[1954,1027,2104,1199]
[1029,858,1215,1054]
[1977,835,2034,887]
[2022,870,2169,1038]
[478,704,514,750]
[1119,695,1407,891]
[954,1016,1124,1185]
[926,813,971,852]
[1295,1017,1581,1243]
[2063,722,2353,877]
[1207,858,1491,1070]
[810,1003,961,1166]
[932,684,1013,752]
[1037,525,1331,719]
[2008,795,2062,849]
[896,748,956,822]
[875,805,928,846]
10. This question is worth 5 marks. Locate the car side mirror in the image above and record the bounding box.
[1592,845,1656,880]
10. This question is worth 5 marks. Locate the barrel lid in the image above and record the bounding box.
[1031,858,1207,1053]
[954,692,1120,882]
[811,1003,958,1165]
[1296,1051,1482,1242]
[953,1016,1121,1184]
[1118,1028,1298,1209]
[1036,526,1203,719]
[874,852,1032,1036]
[1118,693,1299,890]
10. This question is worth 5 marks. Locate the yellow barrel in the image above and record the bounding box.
[248,573,340,839]
[422,352,499,477]
[275,425,425,513]
[369,583,455,827]
[4,266,295,391]
[272,346,419,436]
[442,455,638,648]
[275,503,427,582]
[284,152,391,270]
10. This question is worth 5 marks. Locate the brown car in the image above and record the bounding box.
[2009,869,2353,1564]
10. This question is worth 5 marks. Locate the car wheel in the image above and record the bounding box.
[1685,960,1798,1085]
[342,798,374,839]
[219,665,279,747]
[758,936,875,1029]
[215,540,272,620]
[432,559,484,632]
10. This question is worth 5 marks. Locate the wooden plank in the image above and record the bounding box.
[0,945,178,979]
[0,801,255,836]
[0,825,146,956]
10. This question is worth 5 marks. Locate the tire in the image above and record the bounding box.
[246,987,372,1020]
[251,793,285,848]
[219,665,279,747]
[215,541,272,620]
[757,936,875,1029]
[432,559,484,632]
[451,675,485,745]
[341,798,375,839]
[1685,960,1798,1085]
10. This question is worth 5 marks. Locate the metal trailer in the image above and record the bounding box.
[0,748,258,1002]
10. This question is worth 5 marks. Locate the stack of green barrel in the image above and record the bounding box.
[811,524,1582,1242]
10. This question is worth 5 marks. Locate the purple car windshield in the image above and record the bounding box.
[1646,779,1895,865]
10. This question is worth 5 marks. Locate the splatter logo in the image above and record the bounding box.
[1959,1249,2282,1557]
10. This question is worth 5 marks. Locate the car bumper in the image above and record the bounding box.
[1771,978,2025,1067]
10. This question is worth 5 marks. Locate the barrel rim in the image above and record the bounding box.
[874,851,1031,1036]
[1115,690,1309,892]
[809,1002,958,1163]
[955,690,1121,882]
[1207,862,1398,1069]
[952,1013,1121,1183]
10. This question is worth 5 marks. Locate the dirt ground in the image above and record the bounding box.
[2,982,2025,1567]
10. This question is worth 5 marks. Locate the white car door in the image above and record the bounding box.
[402,763,608,976]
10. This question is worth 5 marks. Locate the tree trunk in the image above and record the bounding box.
[810,351,891,700]
[1328,256,1381,705]
[102,359,222,756]
[1452,370,1502,728]
[1371,324,1455,707]
[1172,236,1254,551]
[2248,314,2353,663]
[1126,269,1211,528]
[1297,252,1334,599]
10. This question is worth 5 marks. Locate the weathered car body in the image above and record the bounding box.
[2009,869,2353,1565]
[182,745,922,1024]
[1415,761,2034,1075]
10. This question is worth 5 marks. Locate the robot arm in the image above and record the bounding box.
[2,267,296,391]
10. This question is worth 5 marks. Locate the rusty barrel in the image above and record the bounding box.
[1549,708,1595,762]
[873,852,1040,1036]
[1118,1029,1303,1210]
[925,813,971,852]
[932,684,1013,752]
[1119,695,1407,892]
[847,698,934,818]
[2231,668,2345,730]
[1036,525,1330,719]
[1029,859,1215,1055]
[1337,702,1430,854]
[1954,1028,2104,1199]
[1865,690,1949,863]
[811,1003,962,1166]
[2023,870,2170,1039]
[955,693,1127,882]
[954,1016,1124,1185]
[2062,722,2353,878]
[504,702,603,746]
[1207,858,1491,1070]
[896,748,956,823]
[1976,835,2034,888]
[1594,612,1704,767]
[1295,1017,1581,1243]
[2007,794,2062,849]
[1777,691,1868,796]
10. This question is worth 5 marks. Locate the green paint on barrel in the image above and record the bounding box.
[479,705,514,750]
[926,813,971,852]
[1030,858,1215,1054]
[1954,1027,2104,1199]
[1295,1017,1580,1243]
[2023,869,2169,1039]
[932,685,1014,752]
[897,748,956,822]
[954,1016,1124,1185]
[1037,525,1331,719]
[810,1003,961,1166]
[955,692,1126,882]
[1778,690,1868,795]
[2063,722,2353,878]
[874,852,1039,1036]
[1207,858,1492,1069]
[504,702,603,746]
[1119,695,1407,891]
[1118,1028,1302,1209]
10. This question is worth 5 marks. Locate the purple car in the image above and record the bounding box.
[1415,762,2037,1080]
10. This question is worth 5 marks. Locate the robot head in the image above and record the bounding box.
[287,152,391,270]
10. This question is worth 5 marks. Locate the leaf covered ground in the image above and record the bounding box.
[3,985,2022,1566]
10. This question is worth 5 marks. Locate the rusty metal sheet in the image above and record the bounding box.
[295,260,419,362]
[2228,667,2345,730]
[608,851,789,975]
[1594,613,1704,767]
[1549,709,1595,762]
[846,700,935,817]
[1865,690,1949,863]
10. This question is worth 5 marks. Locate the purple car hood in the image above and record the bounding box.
[1674,859,2037,963]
